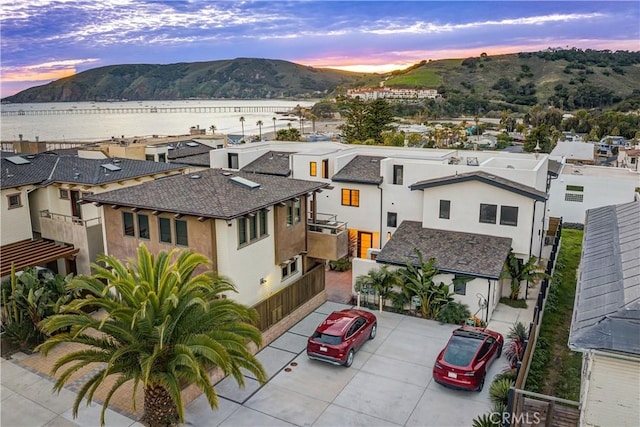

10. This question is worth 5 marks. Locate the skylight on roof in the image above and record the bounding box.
[101,163,122,171]
[186,142,199,147]
[6,156,30,165]
[231,176,260,189]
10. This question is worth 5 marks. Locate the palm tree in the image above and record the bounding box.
[37,245,266,427]
[398,249,449,319]
[272,117,277,135]
[239,116,245,141]
[256,120,263,141]
[355,266,401,308]
[209,124,217,135]
[501,249,548,299]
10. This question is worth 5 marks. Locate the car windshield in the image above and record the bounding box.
[312,332,342,345]
[443,335,483,367]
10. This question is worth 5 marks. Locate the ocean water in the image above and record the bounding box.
[0,99,316,142]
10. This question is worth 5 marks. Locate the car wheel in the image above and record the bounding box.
[497,344,503,359]
[369,323,377,340]
[477,374,486,392]
[344,349,354,367]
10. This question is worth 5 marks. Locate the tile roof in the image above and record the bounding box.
[1,154,185,189]
[410,170,547,201]
[376,221,512,279]
[166,142,213,160]
[331,155,384,185]
[84,169,328,219]
[569,201,640,355]
[241,151,292,176]
[171,153,211,167]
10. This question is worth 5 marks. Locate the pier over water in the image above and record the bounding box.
[2,105,295,117]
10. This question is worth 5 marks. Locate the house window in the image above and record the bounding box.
[341,189,360,207]
[159,218,172,243]
[145,154,154,162]
[158,153,166,163]
[7,194,21,209]
[500,206,519,226]
[138,214,150,239]
[259,210,268,236]
[123,212,135,236]
[479,204,497,224]
[453,276,471,296]
[439,200,451,219]
[387,212,397,227]
[310,162,317,176]
[238,217,248,245]
[286,199,301,226]
[281,258,298,280]
[249,215,258,240]
[322,159,329,178]
[175,219,188,246]
[393,165,404,185]
[228,153,239,169]
[59,189,69,199]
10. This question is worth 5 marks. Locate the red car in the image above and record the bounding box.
[307,309,377,367]
[433,326,504,391]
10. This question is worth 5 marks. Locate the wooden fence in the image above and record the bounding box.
[507,217,581,426]
[253,264,325,331]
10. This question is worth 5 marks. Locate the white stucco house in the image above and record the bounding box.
[568,200,640,427]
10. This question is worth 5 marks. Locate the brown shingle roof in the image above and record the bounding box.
[332,155,384,185]
[84,168,328,219]
[241,151,292,176]
[410,170,547,201]
[376,221,512,279]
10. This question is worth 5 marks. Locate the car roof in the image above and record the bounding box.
[452,327,492,341]
[316,309,362,336]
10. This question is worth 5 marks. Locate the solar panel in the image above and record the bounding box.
[6,156,30,165]
[101,163,122,171]
[230,176,260,189]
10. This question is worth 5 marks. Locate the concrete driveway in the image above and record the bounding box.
[184,301,509,427]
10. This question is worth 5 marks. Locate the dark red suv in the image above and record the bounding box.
[433,326,504,391]
[306,309,377,367]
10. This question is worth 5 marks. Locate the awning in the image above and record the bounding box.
[0,239,79,277]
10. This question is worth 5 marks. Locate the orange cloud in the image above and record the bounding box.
[2,69,77,83]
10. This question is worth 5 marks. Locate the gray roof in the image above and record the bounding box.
[1,154,185,189]
[171,153,211,167]
[569,201,640,355]
[410,171,547,201]
[547,160,562,177]
[84,168,328,219]
[167,142,212,160]
[241,151,292,177]
[332,155,384,185]
[376,221,512,279]
[550,140,595,161]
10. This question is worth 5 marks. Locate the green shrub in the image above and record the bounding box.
[436,301,471,324]
[472,412,502,427]
[490,377,514,406]
[329,257,351,272]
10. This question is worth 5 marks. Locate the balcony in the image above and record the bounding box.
[39,210,101,247]
[307,213,348,261]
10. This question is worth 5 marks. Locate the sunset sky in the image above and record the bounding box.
[1,1,638,98]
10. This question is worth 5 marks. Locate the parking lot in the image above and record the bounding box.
[184,301,509,427]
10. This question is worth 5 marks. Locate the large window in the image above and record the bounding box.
[310,162,317,176]
[393,165,404,185]
[7,194,21,209]
[238,217,248,245]
[322,159,329,178]
[238,211,268,246]
[341,189,360,207]
[138,214,150,239]
[479,204,497,224]
[387,212,397,227]
[159,218,172,243]
[123,212,135,236]
[259,210,268,236]
[439,200,451,219]
[500,206,519,226]
[175,219,188,246]
[228,153,239,169]
[286,199,301,226]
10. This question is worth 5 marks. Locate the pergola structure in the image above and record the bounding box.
[0,239,79,277]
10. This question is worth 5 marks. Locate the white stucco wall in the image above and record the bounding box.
[1,187,34,245]
[548,166,639,224]
[316,182,381,240]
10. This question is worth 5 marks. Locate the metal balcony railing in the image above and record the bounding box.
[307,213,347,235]
[40,210,101,227]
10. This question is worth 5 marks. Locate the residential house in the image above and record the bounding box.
[548,163,639,223]
[83,169,348,313]
[211,141,552,320]
[568,200,640,426]
[0,153,186,277]
[617,147,640,172]
[549,140,596,165]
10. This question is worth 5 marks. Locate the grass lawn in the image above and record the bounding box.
[525,229,583,401]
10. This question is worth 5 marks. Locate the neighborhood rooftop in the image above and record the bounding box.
[241,151,293,176]
[331,155,385,185]
[84,168,328,219]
